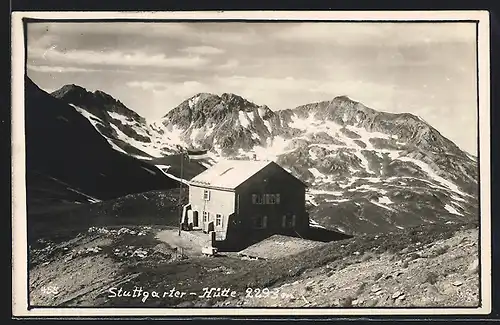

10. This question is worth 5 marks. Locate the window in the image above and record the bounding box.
[215,214,223,227]
[252,193,280,204]
[203,211,209,223]
[253,216,267,229]
[203,189,210,201]
[252,194,263,204]
[282,214,296,228]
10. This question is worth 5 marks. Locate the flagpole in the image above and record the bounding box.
[178,149,184,236]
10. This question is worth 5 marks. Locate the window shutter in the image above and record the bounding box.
[282,215,286,228]
[252,194,257,204]
[263,216,268,228]
[292,215,296,227]
[276,194,280,204]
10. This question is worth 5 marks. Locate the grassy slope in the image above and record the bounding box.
[28,188,188,242]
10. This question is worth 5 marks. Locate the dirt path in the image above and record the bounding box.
[155,229,212,256]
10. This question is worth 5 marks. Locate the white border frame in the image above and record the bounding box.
[12,10,491,317]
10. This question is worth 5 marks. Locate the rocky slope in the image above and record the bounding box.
[47,84,479,236]
[28,220,479,308]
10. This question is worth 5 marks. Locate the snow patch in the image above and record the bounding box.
[308,189,343,196]
[377,196,393,204]
[370,200,397,212]
[239,111,252,128]
[264,120,273,134]
[308,168,324,179]
[132,155,153,160]
[109,123,164,158]
[396,157,470,197]
[108,112,135,125]
[444,204,464,216]
[253,136,293,161]
[325,198,350,203]
[188,95,201,109]
[353,151,374,174]
[155,165,190,185]
[309,219,326,229]
[309,149,318,160]
[306,193,318,207]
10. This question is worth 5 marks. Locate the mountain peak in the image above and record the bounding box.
[51,84,88,99]
[220,93,259,111]
[333,95,356,102]
[93,89,115,101]
[49,83,144,122]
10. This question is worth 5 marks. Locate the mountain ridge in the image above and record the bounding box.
[44,81,479,235]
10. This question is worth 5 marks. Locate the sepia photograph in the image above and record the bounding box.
[11,11,491,317]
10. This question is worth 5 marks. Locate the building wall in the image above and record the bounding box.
[188,184,236,241]
[228,162,309,243]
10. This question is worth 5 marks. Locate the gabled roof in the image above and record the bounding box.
[189,159,296,190]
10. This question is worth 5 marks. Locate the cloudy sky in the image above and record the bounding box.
[26,21,478,154]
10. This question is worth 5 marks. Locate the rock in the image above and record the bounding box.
[373,272,384,281]
[339,297,353,307]
[424,284,439,294]
[452,280,463,287]
[176,301,195,307]
[392,291,402,299]
[371,287,382,293]
[467,259,479,275]
[365,298,379,307]
[398,294,406,300]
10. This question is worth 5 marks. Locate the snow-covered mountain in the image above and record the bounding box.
[48,85,479,235]
[51,85,182,160]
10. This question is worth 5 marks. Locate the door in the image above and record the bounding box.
[193,211,199,227]
[208,221,215,233]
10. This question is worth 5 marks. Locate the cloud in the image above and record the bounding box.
[28,47,211,69]
[28,22,193,38]
[27,22,262,47]
[127,81,170,91]
[27,64,100,73]
[270,22,476,46]
[179,46,225,55]
[218,59,239,70]
[127,80,205,95]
